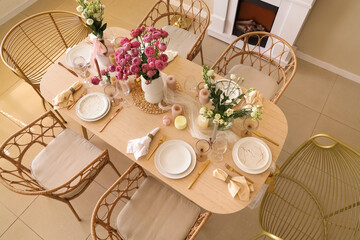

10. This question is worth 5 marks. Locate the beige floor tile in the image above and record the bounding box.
[0,219,42,240]
[276,150,291,167]
[197,207,261,240]
[312,114,360,152]
[0,203,17,236]
[21,0,66,16]
[283,59,337,112]
[20,182,106,240]
[322,76,360,132]
[89,135,132,189]
[0,182,37,217]
[277,96,320,153]
[0,67,20,97]
[0,114,21,144]
[0,81,44,125]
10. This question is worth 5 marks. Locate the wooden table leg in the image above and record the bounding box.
[81,126,88,140]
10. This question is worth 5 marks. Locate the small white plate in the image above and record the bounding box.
[215,79,242,104]
[66,45,93,68]
[158,143,191,174]
[232,137,272,174]
[76,93,110,121]
[155,140,196,179]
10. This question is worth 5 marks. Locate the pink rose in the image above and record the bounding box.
[120,37,130,46]
[158,42,167,51]
[152,31,162,40]
[124,67,130,75]
[143,34,152,43]
[118,49,126,56]
[108,64,116,72]
[116,71,123,80]
[149,61,155,68]
[145,80,150,85]
[144,46,155,57]
[153,40,159,47]
[123,74,128,80]
[131,41,141,48]
[140,26,146,31]
[161,30,168,38]
[100,69,106,75]
[147,57,156,63]
[130,65,140,74]
[159,53,168,62]
[132,57,141,66]
[123,42,131,51]
[155,60,165,70]
[147,70,157,78]
[147,26,155,32]
[118,58,126,66]
[91,76,100,85]
[130,48,139,57]
[142,63,149,72]
[116,66,122,72]
[130,30,137,38]
[125,54,132,61]
[135,74,139,78]
[115,50,120,56]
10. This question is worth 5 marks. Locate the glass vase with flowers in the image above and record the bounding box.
[113,26,169,104]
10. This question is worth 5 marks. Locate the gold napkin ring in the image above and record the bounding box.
[225,175,232,183]
[147,133,154,140]
[70,87,76,94]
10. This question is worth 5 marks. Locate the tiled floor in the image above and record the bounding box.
[0,0,360,239]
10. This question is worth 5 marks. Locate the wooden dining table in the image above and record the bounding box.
[40,27,288,215]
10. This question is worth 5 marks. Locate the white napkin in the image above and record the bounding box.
[164,50,178,62]
[243,88,263,106]
[127,127,160,160]
[52,81,82,110]
[213,168,254,201]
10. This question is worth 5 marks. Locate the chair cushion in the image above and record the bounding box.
[116,177,201,240]
[227,64,281,100]
[163,25,198,59]
[30,128,102,193]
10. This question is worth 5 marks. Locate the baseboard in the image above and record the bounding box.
[296,50,360,84]
[0,0,37,25]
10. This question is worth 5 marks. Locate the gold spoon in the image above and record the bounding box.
[147,136,166,160]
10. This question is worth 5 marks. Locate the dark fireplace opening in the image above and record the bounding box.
[232,0,278,47]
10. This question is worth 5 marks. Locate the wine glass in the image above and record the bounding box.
[241,117,259,137]
[210,133,228,162]
[183,75,198,98]
[195,139,211,162]
[72,56,91,87]
[116,79,133,108]
[104,83,120,107]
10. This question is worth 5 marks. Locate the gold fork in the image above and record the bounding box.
[225,163,254,184]
[147,136,165,160]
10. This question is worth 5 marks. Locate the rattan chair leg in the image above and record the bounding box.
[108,161,121,177]
[54,109,67,124]
[65,199,81,221]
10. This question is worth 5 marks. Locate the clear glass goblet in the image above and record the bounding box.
[241,117,259,137]
[195,139,211,162]
[72,56,91,87]
[210,133,228,163]
[104,84,120,107]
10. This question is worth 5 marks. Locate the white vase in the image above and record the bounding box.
[141,74,164,104]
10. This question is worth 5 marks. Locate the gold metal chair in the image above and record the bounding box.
[211,32,297,103]
[138,0,210,64]
[254,134,360,239]
[0,11,91,121]
[91,163,211,240]
[0,111,121,221]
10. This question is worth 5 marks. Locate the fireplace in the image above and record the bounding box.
[208,0,316,63]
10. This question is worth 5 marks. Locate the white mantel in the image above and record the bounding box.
[208,0,316,48]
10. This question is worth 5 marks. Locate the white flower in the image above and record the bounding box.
[76,5,83,12]
[230,74,236,81]
[204,84,209,89]
[225,108,234,116]
[206,69,214,77]
[102,4,105,9]
[219,119,224,124]
[252,106,258,113]
[243,104,252,109]
[207,110,213,117]
[215,113,221,119]
[199,107,207,115]
[251,112,256,118]
[86,18,94,25]
[213,118,219,124]
[81,12,86,18]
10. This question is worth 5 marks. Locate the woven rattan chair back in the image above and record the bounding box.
[211,31,297,103]
[138,0,210,63]
[1,11,90,98]
[254,134,360,240]
[91,163,211,240]
[0,111,120,221]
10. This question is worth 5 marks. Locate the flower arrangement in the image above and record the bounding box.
[76,0,106,39]
[200,65,263,130]
[90,64,116,85]
[114,26,169,84]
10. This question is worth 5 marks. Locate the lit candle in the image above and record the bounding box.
[166,75,177,91]
[109,53,117,66]
[175,115,187,130]
[171,104,183,119]
[197,115,209,129]
[199,88,210,105]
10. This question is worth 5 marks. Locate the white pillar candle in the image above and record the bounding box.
[166,75,177,91]
[199,88,210,105]
[175,115,187,130]
[197,115,209,129]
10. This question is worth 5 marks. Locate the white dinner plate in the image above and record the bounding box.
[232,137,272,174]
[76,93,110,121]
[215,79,242,104]
[158,142,191,174]
[66,45,93,68]
[155,140,196,179]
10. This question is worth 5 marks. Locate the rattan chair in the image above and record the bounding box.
[253,134,360,239]
[138,0,210,64]
[0,111,120,221]
[0,11,91,122]
[211,32,297,103]
[91,163,211,240]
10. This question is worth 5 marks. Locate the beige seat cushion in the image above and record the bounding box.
[227,64,281,100]
[30,128,102,195]
[116,177,201,240]
[163,25,198,59]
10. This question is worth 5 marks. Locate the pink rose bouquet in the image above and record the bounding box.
[114,26,169,84]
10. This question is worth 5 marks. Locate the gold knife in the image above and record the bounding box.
[147,136,165,160]
[253,130,279,146]
[188,159,210,189]
[99,106,123,132]
[58,62,78,77]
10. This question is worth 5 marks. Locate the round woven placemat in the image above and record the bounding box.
[131,82,182,115]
